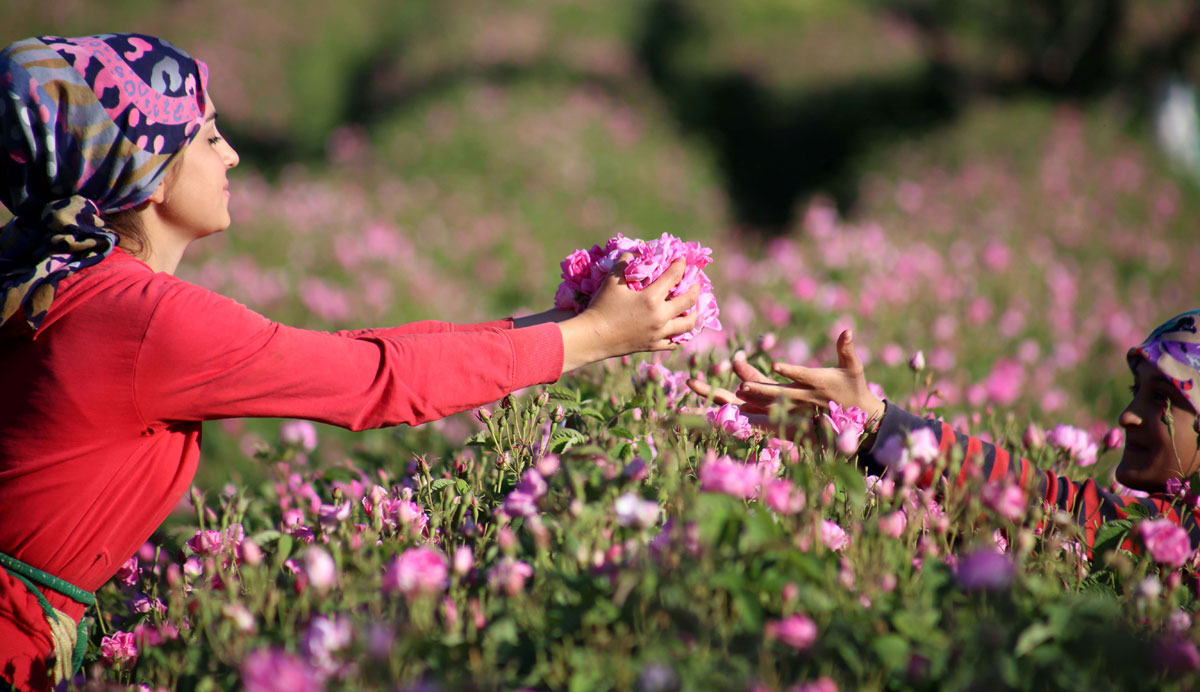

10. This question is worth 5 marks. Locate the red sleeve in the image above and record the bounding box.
[863,405,1199,555]
[133,280,561,430]
[335,318,515,339]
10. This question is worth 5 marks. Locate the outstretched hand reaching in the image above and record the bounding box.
[686,329,886,430]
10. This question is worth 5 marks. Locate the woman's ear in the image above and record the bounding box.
[146,180,167,205]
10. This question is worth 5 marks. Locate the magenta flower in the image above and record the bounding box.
[822,402,867,439]
[1103,427,1124,450]
[980,482,1026,522]
[765,614,818,650]
[1155,637,1200,673]
[453,545,474,575]
[1139,519,1192,567]
[699,456,761,499]
[100,630,138,666]
[488,557,534,596]
[554,233,721,343]
[707,403,753,440]
[763,479,805,514]
[241,648,323,692]
[114,556,140,587]
[382,547,449,599]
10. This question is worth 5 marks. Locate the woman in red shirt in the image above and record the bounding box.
[0,34,699,689]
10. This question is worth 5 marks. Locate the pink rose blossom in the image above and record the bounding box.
[241,648,323,692]
[789,677,838,692]
[878,511,907,539]
[707,403,753,440]
[555,233,721,343]
[763,479,806,514]
[1139,519,1192,567]
[383,547,449,599]
[823,402,867,439]
[301,547,338,591]
[300,615,353,677]
[1046,424,1099,466]
[821,520,849,551]
[453,546,474,575]
[699,456,762,499]
[280,420,319,452]
[981,482,1026,521]
[614,492,661,529]
[100,631,138,666]
[765,614,817,650]
[907,428,940,464]
[488,557,534,596]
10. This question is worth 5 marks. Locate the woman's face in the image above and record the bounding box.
[1115,359,1200,491]
[155,94,240,239]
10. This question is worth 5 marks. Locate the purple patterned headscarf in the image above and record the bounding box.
[1128,310,1200,413]
[0,33,209,332]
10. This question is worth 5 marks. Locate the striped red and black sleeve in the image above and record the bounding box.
[860,404,1200,553]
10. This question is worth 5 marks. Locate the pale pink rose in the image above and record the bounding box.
[708,403,753,440]
[763,479,805,514]
[301,547,338,591]
[878,510,907,539]
[907,428,940,464]
[981,482,1026,521]
[1047,424,1099,466]
[223,603,256,633]
[280,420,318,452]
[383,547,449,599]
[300,615,353,677]
[789,676,838,692]
[821,520,849,551]
[1139,519,1192,567]
[1023,423,1045,450]
[908,350,925,372]
[503,490,539,518]
[822,402,867,438]
[765,614,817,649]
[240,648,322,692]
[100,631,138,666]
[614,492,661,529]
[488,557,534,596]
[453,546,474,575]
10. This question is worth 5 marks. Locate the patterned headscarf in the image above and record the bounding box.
[1128,309,1200,413]
[0,34,209,332]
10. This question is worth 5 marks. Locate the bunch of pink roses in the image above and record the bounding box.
[554,233,722,343]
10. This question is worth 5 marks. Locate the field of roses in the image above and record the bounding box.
[8,0,1200,690]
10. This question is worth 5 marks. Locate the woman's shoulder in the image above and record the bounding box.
[43,249,221,329]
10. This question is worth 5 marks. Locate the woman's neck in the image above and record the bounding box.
[136,211,193,275]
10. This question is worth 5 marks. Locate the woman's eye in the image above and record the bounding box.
[208,136,222,145]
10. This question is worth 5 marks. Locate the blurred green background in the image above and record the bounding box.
[5,0,1200,488]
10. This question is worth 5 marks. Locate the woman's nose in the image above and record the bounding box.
[1119,407,1142,428]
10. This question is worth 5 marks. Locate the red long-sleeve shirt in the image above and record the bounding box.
[0,249,563,688]
[861,405,1197,553]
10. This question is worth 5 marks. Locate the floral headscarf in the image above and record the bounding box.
[0,34,209,332]
[1128,309,1200,413]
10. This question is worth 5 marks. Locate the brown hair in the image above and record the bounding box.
[100,149,188,259]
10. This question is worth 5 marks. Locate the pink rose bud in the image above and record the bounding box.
[498,526,517,553]
[908,350,925,372]
[1103,427,1124,450]
[879,510,907,539]
[758,333,777,352]
[1139,519,1192,567]
[454,546,474,575]
[1022,423,1045,450]
[302,547,338,591]
[764,614,818,650]
[240,539,263,566]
